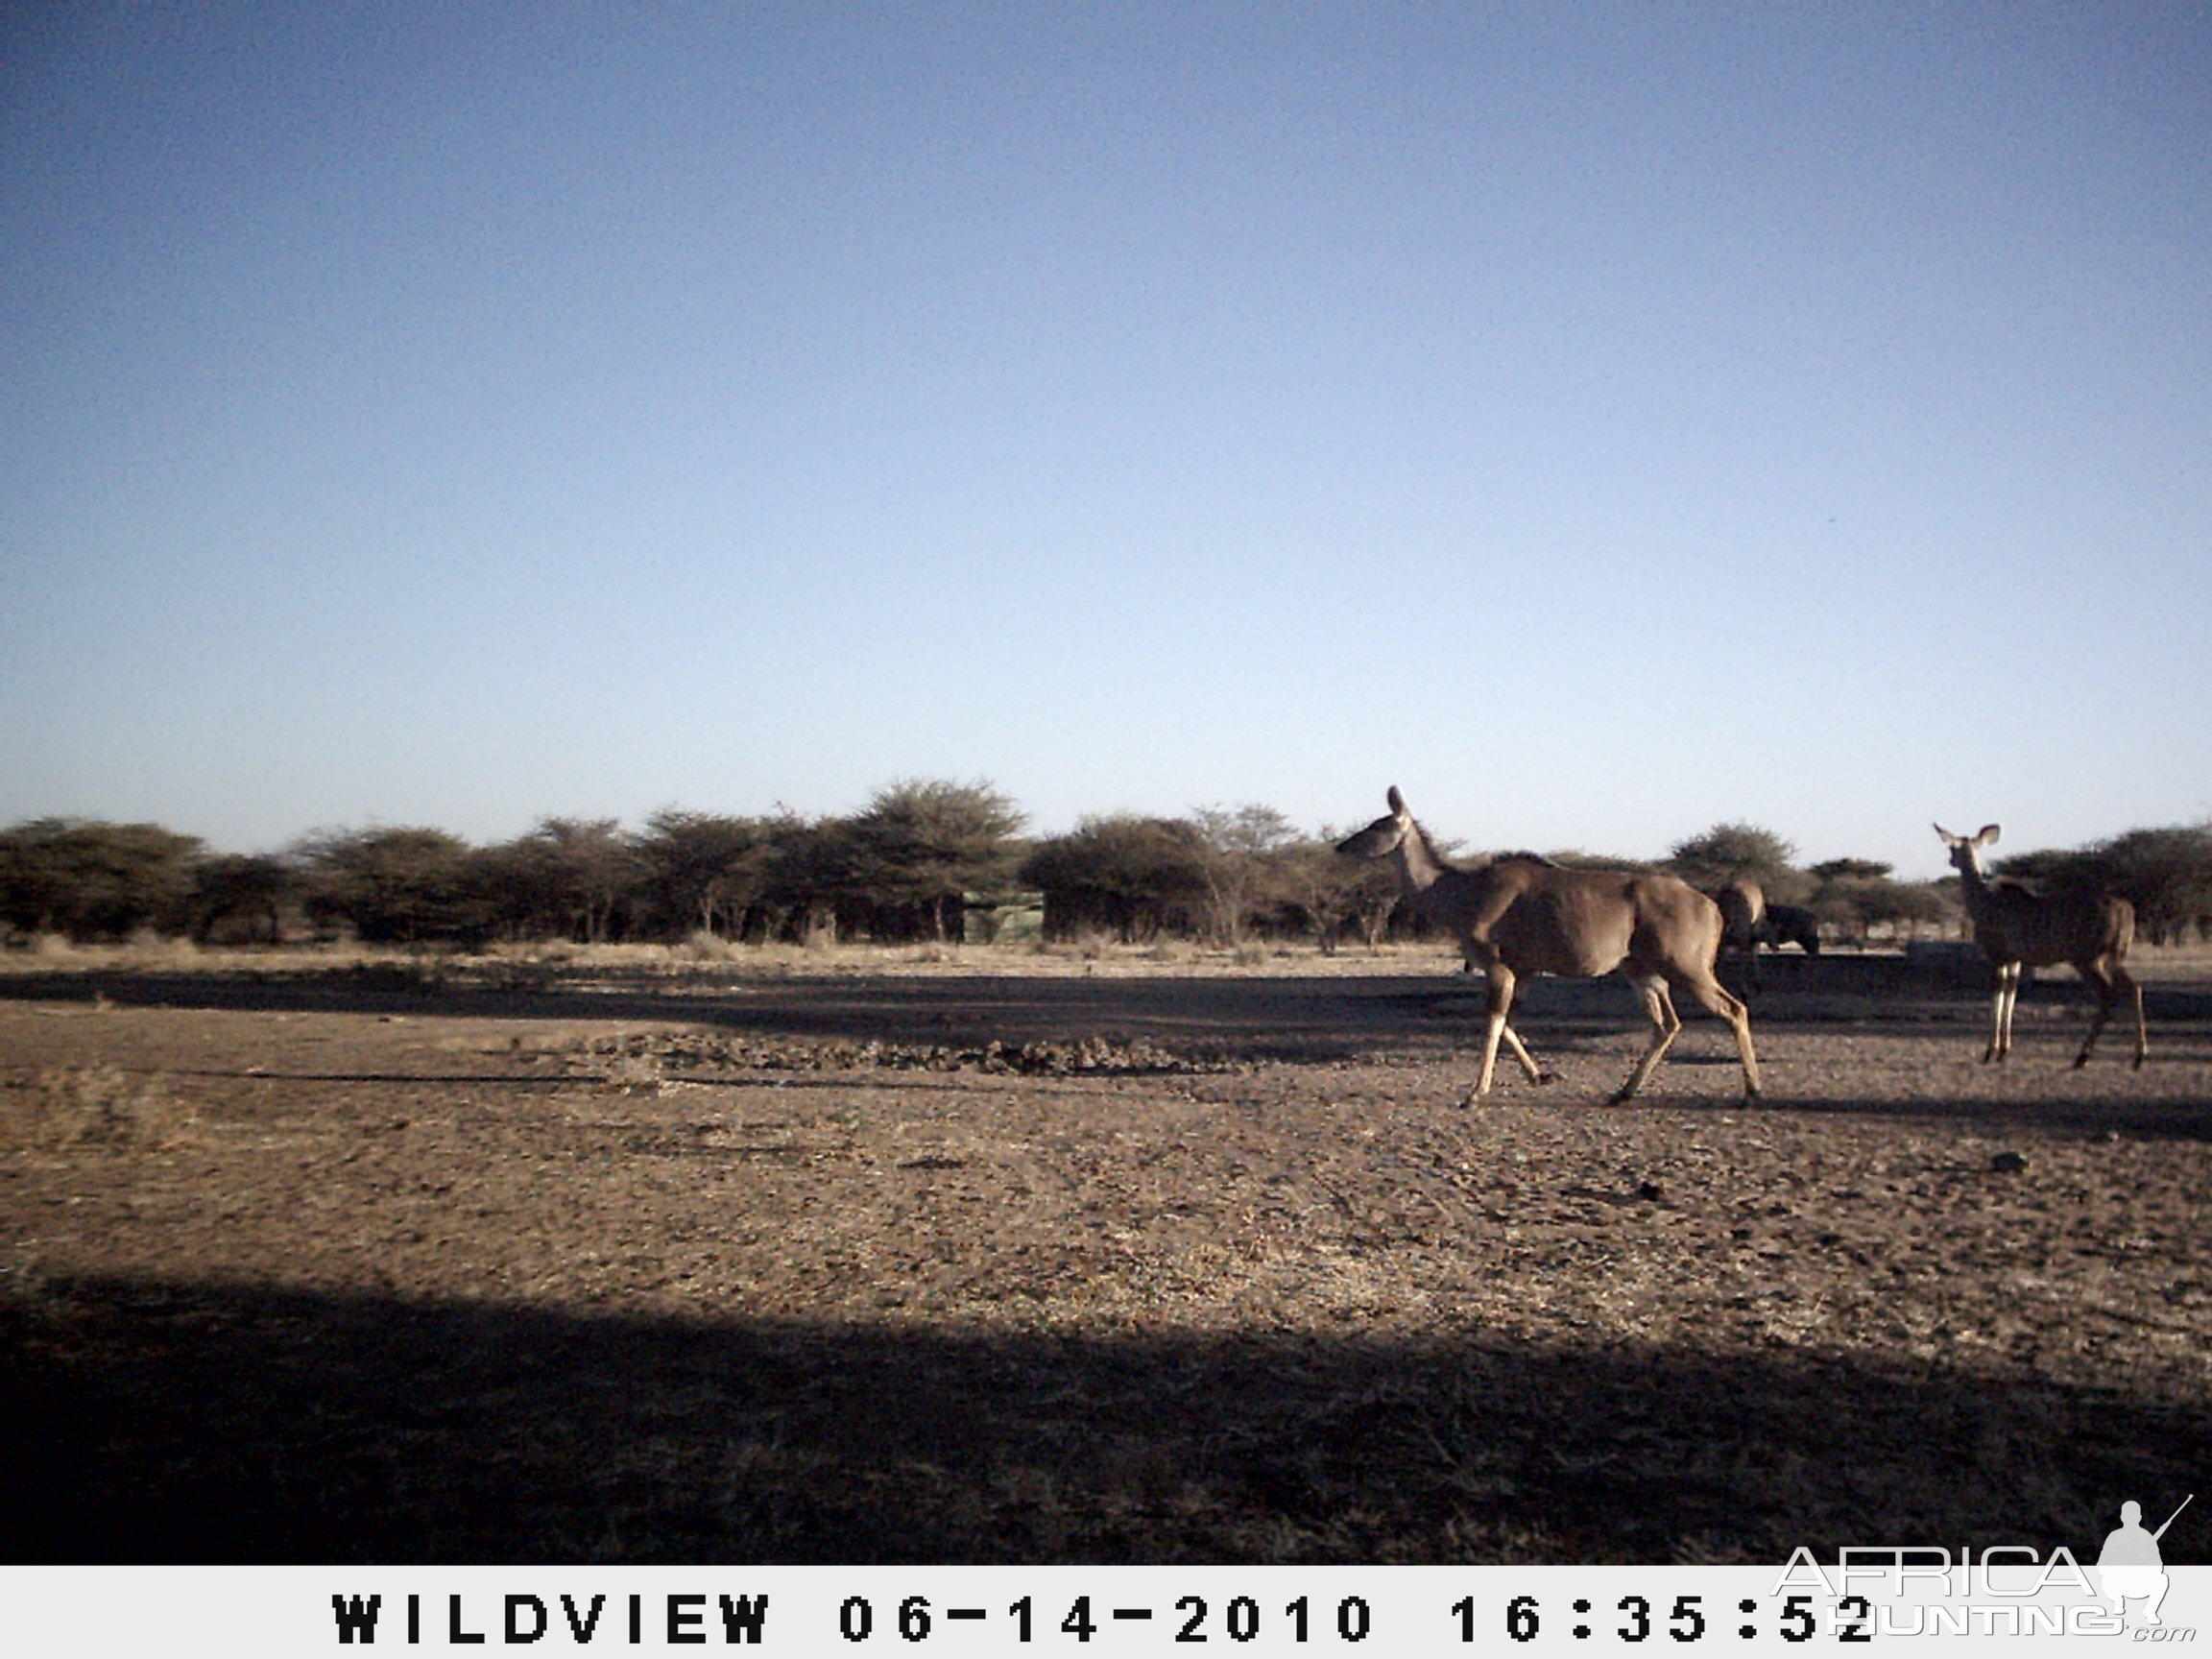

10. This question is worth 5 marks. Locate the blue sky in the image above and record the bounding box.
[5,3,2208,878]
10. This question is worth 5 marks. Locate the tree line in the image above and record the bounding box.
[4,781,2210,951]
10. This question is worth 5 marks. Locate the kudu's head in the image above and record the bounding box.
[1336,786,1413,859]
[1934,822,2002,878]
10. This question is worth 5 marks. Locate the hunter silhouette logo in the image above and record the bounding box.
[2099,1494,2192,1627]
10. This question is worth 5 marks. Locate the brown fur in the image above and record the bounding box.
[1712,879,1766,992]
[1935,823,2146,1069]
[1339,788,1760,1102]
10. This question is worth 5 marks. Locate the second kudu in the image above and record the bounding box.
[1935,823,2147,1069]
[1337,788,1761,1102]
[1713,879,1766,993]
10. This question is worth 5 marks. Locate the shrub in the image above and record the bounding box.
[0,818,203,941]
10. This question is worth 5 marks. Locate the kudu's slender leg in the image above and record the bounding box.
[2070,957,2148,1070]
[1466,968,1551,1099]
[1467,966,1546,1098]
[1985,961,2021,1063]
[1675,971,1763,1098]
[1470,965,1513,1098]
[1497,1023,1549,1084]
[2072,959,2114,1069]
[1479,972,1550,1086]
[1614,976,1684,1103]
[2002,961,2024,1061]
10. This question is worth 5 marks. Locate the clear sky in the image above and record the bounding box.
[5,3,2208,878]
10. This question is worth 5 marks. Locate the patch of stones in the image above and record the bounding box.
[565,1030,1237,1079]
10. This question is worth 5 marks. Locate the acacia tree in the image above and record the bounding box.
[188,852,294,944]
[298,827,486,944]
[1189,804,1299,945]
[754,812,851,943]
[636,809,782,939]
[1019,815,1209,942]
[499,817,642,943]
[1275,833,1399,952]
[2092,826,2212,945]
[0,818,204,940]
[1808,858,1951,944]
[1666,823,1805,902]
[1989,847,2104,887]
[836,779,1026,943]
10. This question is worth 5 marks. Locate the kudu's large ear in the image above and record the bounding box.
[1385,785,1407,816]
[1933,823,1958,847]
[1976,825,2001,847]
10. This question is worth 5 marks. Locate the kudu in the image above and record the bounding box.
[1935,824,2147,1069]
[1337,788,1762,1103]
[1713,879,1766,993]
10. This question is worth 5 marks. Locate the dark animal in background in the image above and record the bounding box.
[1755,902,1821,956]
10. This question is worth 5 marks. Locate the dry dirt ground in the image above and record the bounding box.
[2,946,2207,1564]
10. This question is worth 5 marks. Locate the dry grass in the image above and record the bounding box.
[3,932,1468,984]
[0,1063,196,1149]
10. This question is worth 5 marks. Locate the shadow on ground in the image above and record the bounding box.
[4,1275,2201,1565]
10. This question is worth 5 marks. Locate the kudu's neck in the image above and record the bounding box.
[1953,852,1997,916]
[1389,819,1453,898]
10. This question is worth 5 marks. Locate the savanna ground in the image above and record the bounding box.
[2,937,2207,1565]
